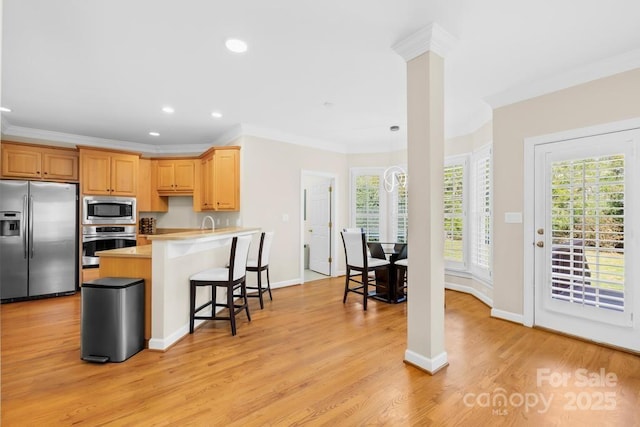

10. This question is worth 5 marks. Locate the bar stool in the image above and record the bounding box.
[189,235,252,336]
[245,231,274,309]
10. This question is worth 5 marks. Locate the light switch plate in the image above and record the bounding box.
[504,212,523,223]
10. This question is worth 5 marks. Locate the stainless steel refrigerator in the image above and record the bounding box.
[0,180,78,301]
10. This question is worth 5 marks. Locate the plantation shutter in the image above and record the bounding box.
[394,172,408,244]
[354,174,381,241]
[549,154,625,312]
[444,162,465,267]
[471,150,491,275]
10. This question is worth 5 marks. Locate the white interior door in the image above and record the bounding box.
[533,128,640,351]
[308,181,331,275]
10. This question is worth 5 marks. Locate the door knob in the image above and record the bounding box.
[537,228,544,235]
[536,241,544,248]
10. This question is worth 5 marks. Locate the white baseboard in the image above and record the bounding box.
[445,282,493,307]
[404,349,448,374]
[491,308,524,325]
[271,278,302,289]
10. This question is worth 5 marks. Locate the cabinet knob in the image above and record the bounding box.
[44,172,48,175]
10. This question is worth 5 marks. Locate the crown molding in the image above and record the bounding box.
[1,121,352,155]
[485,48,640,109]
[392,23,457,62]
[1,123,212,156]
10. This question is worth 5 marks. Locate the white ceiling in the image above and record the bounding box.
[2,0,640,155]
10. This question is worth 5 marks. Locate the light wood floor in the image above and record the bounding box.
[2,277,639,426]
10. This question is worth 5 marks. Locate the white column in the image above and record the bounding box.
[393,24,456,374]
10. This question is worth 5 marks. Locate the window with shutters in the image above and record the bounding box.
[393,171,408,244]
[352,169,383,241]
[444,156,467,270]
[350,167,407,243]
[471,147,492,279]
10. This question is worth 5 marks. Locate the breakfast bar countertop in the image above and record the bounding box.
[96,245,152,259]
[145,226,260,241]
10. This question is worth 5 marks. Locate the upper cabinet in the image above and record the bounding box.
[1,142,78,182]
[199,146,240,211]
[137,158,168,213]
[155,159,196,195]
[80,148,139,196]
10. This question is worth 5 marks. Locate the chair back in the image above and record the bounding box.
[228,235,252,281]
[341,230,367,268]
[258,232,275,267]
[367,242,386,260]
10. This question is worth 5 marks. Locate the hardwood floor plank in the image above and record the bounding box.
[2,276,639,426]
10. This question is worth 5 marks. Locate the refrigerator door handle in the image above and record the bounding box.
[29,195,34,258]
[23,195,29,259]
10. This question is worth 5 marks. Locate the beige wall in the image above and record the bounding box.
[239,135,350,284]
[493,68,640,316]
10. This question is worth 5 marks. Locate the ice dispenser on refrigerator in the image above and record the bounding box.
[0,212,22,237]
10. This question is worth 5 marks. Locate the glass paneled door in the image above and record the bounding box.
[533,128,640,351]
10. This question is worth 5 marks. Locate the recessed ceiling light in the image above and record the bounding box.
[225,38,248,54]
[0,107,11,112]
[149,132,160,137]
[211,112,223,119]
[162,106,174,114]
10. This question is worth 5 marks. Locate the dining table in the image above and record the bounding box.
[367,242,407,303]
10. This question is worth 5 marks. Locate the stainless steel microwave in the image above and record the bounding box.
[82,196,136,225]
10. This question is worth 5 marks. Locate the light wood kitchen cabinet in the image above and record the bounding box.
[1,142,78,181]
[213,148,240,210]
[136,235,151,246]
[155,159,196,194]
[199,154,214,210]
[80,148,139,196]
[199,146,240,211]
[137,158,168,212]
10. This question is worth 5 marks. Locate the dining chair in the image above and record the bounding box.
[189,235,252,336]
[340,230,390,310]
[246,231,275,309]
[395,258,408,297]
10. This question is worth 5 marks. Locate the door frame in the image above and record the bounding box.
[300,170,337,283]
[523,117,640,327]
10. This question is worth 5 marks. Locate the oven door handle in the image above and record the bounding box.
[83,235,137,242]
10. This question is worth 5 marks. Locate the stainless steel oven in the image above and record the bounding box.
[83,196,136,225]
[82,225,136,268]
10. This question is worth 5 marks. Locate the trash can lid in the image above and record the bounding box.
[82,277,144,289]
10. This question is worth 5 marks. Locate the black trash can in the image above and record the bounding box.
[81,277,145,363]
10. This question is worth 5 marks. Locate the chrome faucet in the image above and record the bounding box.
[200,215,215,231]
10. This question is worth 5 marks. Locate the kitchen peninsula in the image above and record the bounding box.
[96,227,260,351]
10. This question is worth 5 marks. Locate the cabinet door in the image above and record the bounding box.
[201,156,214,209]
[43,151,78,181]
[1,145,42,179]
[110,154,138,196]
[82,152,111,195]
[156,161,176,192]
[213,149,239,211]
[173,160,195,192]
